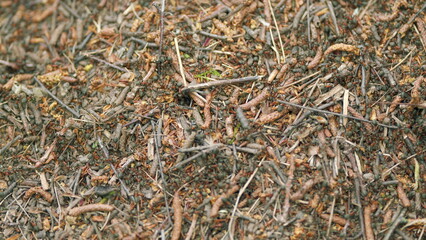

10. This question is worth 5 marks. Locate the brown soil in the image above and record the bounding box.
[0,0,425,239]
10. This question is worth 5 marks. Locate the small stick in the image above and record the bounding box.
[130,37,159,48]
[174,73,204,106]
[110,163,133,201]
[178,144,225,153]
[390,48,415,71]
[382,2,426,50]
[184,214,198,240]
[292,5,306,29]
[383,208,407,240]
[86,55,128,72]
[347,106,373,132]
[172,145,221,170]
[0,59,19,69]
[0,135,22,155]
[277,100,398,129]
[269,28,280,64]
[361,65,367,96]
[33,77,80,118]
[326,0,340,35]
[76,32,93,50]
[268,0,286,62]
[200,5,228,22]
[232,146,259,154]
[326,196,336,237]
[68,204,114,216]
[197,30,229,41]
[277,70,321,89]
[174,38,187,87]
[35,138,57,167]
[282,156,295,222]
[228,159,263,240]
[280,101,336,141]
[171,191,183,240]
[182,76,263,92]
[347,151,366,239]
[0,182,17,198]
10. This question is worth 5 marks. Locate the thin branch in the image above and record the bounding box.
[277,99,398,129]
[0,135,22,155]
[228,158,264,240]
[174,37,187,87]
[326,0,340,35]
[33,77,81,118]
[86,55,129,72]
[182,76,263,92]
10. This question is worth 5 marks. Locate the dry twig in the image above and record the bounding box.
[182,76,263,92]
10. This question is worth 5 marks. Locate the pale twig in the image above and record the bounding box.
[277,71,321,89]
[382,2,426,51]
[33,77,81,118]
[383,208,407,240]
[390,47,415,71]
[282,156,295,222]
[326,0,340,35]
[359,0,375,19]
[86,55,128,72]
[269,28,280,64]
[110,163,133,201]
[197,30,229,41]
[184,214,198,240]
[228,157,264,240]
[326,196,336,237]
[178,143,223,153]
[277,99,398,129]
[182,76,263,92]
[174,38,187,87]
